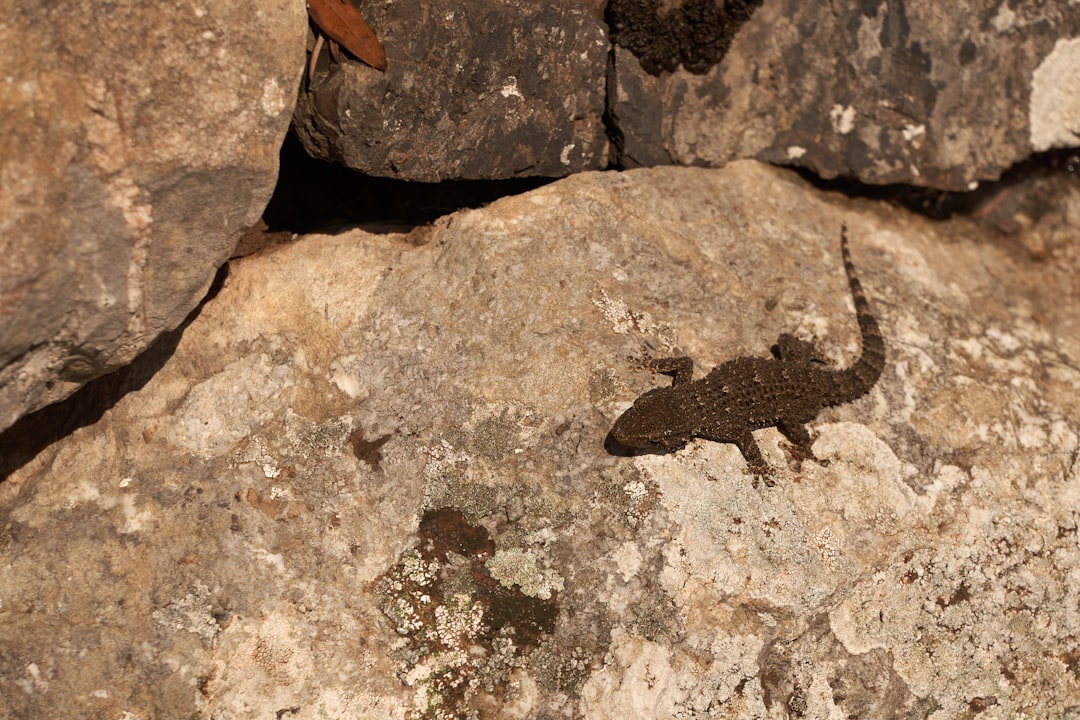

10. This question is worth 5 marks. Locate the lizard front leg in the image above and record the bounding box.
[649,357,695,386]
[701,425,776,487]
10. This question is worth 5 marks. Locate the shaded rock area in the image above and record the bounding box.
[0,0,307,433]
[610,0,1080,190]
[292,0,610,181]
[3,162,1080,718]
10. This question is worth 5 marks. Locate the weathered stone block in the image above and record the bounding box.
[293,0,610,181]
[0,0,307,431]
[611,0,1080,190]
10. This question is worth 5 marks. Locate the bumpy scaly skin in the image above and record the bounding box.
[610,226,885,484]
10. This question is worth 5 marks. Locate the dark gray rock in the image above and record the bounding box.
[610,0,1080,190]
[293,0,610,181]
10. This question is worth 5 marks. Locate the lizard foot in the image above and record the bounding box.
[748,465,777,488]
[781,442,828,472]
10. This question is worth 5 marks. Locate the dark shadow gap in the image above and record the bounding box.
[260,130,556,236]
[602,45,627,171]
[0,265,230,482]
[793,147,1080,224]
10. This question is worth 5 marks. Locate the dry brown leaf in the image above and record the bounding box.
[307,0,387,71]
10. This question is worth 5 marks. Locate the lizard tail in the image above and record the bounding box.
[827,225,886,405]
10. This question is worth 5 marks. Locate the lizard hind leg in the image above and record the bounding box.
[776,420,826,468]
[771,333,830,366]
[771,334,816,363]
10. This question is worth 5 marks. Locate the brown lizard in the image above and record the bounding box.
[608,225,885,484]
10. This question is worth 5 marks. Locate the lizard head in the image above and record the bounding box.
[609,388,692,452]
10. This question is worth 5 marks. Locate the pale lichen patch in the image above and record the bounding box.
[151,582,219,645]
[1030,37,1080,151]
[485,548,564,600]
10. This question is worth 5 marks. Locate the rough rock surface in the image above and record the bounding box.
[0,0,307,432]
[292,0,609,181]
[3,163,1080,718]
[611,0,1080,190]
